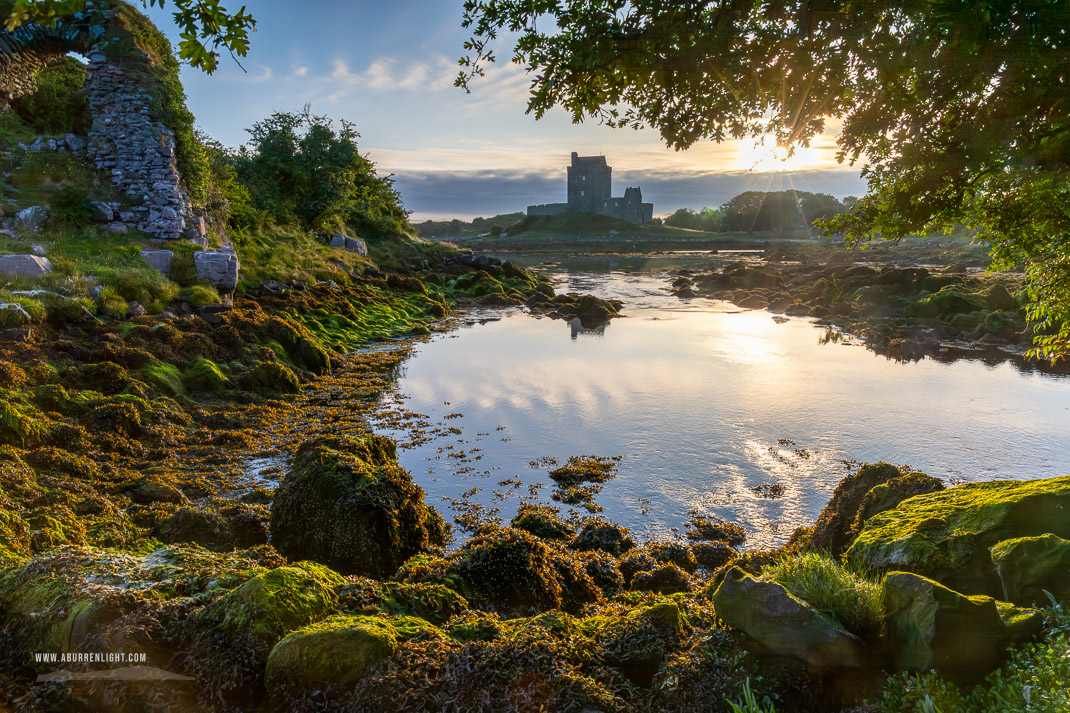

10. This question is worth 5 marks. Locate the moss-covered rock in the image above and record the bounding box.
[881,571,1012,684]
[692,541,737,570]
[990,534,1070,606]
[571,517,636,556]
[241,361,302,394]
[152,505,267,551]
[510,503,574,541]
[337,580,469,626]
[632,562,692,594]
[265,614,438,692]
[711,567,863,672]
[182,356,230,393]
[120,475,188,505]
[588,598,690,685]
[847,475,1070,596]
[200,562,346,649]
[270,434,449,577]
[444,527,601,615]
[804,462,904,556]
[852,473,945,532]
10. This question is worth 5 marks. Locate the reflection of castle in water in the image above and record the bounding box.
[569,317,608,340]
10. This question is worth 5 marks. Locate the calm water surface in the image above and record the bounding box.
[377,267,1070,549]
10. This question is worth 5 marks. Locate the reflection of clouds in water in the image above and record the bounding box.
[383,269,1070,549]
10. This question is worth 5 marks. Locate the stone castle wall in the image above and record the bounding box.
[528,153,654,225]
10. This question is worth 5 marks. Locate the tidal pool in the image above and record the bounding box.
[378,267,1070,549]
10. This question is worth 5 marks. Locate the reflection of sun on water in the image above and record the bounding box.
[734,135,826,172]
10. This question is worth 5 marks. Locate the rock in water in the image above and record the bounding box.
[847,475,1070,596]
[990,534,1070,606]
[0,255,52,278]
[881,571,1010,684]
[270,434,449,577]
[711,567,863,672]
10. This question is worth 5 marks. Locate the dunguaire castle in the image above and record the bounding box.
[527,153,654,225]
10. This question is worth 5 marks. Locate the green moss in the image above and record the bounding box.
[0,509,30,564]
[765,552,883,639]
[179,283,221,307]
[847,475,1070,596]
[140,360,185,396]
[182,356,229,393]
[265,613,439,692]
[203,562,345,647]
[0,399,50,447]
[242,361,301,394]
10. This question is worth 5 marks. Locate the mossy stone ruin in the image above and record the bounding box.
[0,1,198,239]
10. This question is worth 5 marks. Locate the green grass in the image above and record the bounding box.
[232,224,365,286]
[765,551,883,639]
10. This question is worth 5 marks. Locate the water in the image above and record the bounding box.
[378,268,1070,549]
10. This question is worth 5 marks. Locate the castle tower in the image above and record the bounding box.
[566,152,611,214]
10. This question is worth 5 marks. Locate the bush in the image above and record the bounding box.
[765,552,882,639]
[11,56,91,135]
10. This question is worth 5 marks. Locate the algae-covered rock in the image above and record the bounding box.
[444,527,601,615]
[692,541,737,570]
[847,475,1070,596]
[881,571,1010,684]
[710,567,862,671]
[120,475,188,505]
[153,505,267,551]
[270,434,449,577]
[805,462,904,555]
[202,562,345,648]
[265,614,438,692]
[571,517,636,556]
[241,361,301,395]
[990,533,1070,606]
[589,598,690,685]
[852,473,945,531]
[337,580,468,625]
[510,503,575,541]
[632,563,692,594]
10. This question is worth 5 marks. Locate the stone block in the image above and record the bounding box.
[0,254,52,278]
[330,233,346,249]
[194,250,240,292]
[140,249,173,275]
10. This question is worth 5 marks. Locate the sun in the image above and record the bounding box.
[733,135,825,172]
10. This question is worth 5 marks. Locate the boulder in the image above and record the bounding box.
[571,518,636,556]
[201,562,345,650]
[194,250,240,292]
[805,462,905,555]
[140,249,173,274]
[847,475,1070,596]
[14,206,48,232]
[329,233,346,249]
[64,134,87,153]
[126,301,147,317]
[0,255,52,278]
[711,567,863,671]
[990,534,1070,606]
[270,434,449,577]
[345,237,367,256]
[265,614,437,692]
[985,284,1017,311]
[882,571,1010,684]
[121,476,187,505]
[153,506,267,551]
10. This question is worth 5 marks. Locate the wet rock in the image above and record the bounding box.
[632,562,692,594]
[443,527,601,615]
[14,206,48,232]
[990,534,1070,606]
[270,434,449,577]
[0,254,52,278]
[711,567,862,671]
[847,475,1070,596]
[882,571,1008,684]
[510,503,574,541]
[571,518,636,556]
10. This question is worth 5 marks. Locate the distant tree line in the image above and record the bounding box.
[665,190,849,234]
[415,213,526,239]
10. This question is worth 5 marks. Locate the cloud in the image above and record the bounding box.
[393,168,868,221]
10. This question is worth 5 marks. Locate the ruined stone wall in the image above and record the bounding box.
[526,202,568,217]
[0,5,194,240]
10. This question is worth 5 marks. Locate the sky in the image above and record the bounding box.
[142,0,868,221]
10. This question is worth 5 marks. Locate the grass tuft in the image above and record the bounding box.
[764,551,882,639]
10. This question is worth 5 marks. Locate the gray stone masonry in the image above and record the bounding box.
[14,206,48,231]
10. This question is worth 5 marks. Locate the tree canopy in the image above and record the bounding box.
[458,0,1070,359]
[5,0,255,73]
